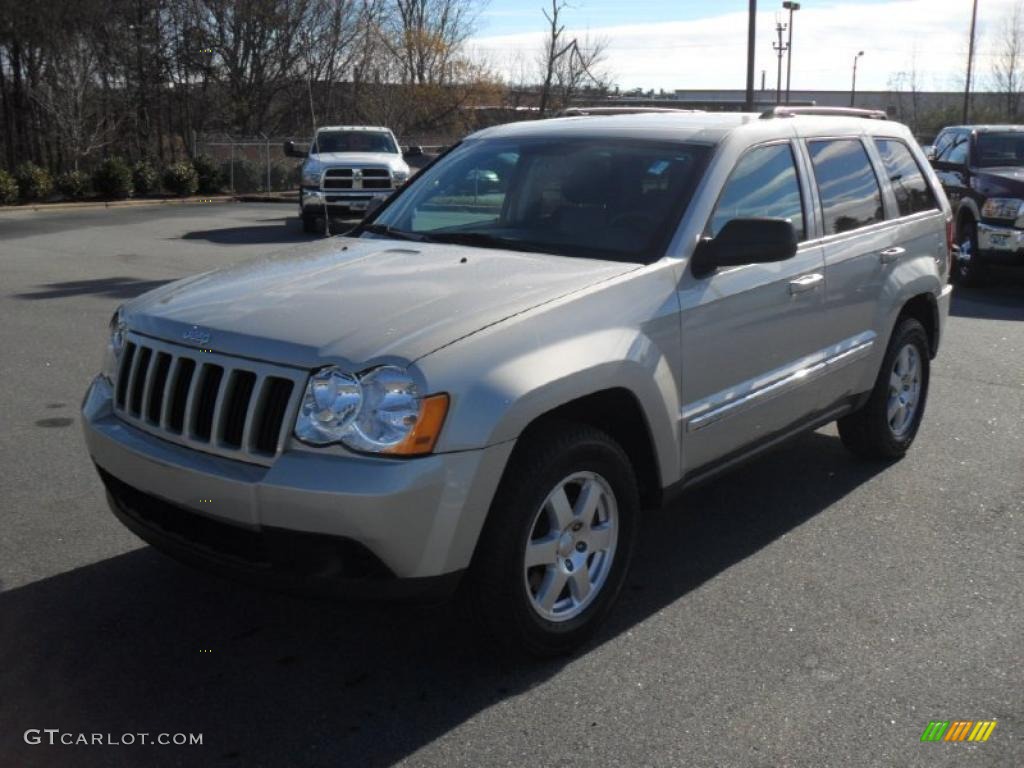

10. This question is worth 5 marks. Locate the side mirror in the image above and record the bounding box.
[283,140,309,158]
[922,145,936,161]
[691,218,798,278]
[403,145,424,158]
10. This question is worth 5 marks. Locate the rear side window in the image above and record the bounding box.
[874,139,939,216]
[808,139,884,235]
[710,143,805,240]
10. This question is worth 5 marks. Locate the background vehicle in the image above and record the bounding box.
[928,124,1024,285]
[285,126,411,233]
[84,108,951,656]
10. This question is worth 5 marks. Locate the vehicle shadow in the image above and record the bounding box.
[950,278,1024,321]
[181,217,361,246]
[13,277,174,301]
[0,430,885,767]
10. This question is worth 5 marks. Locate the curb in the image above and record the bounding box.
[0,195,237,214]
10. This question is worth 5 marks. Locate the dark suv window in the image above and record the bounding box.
[874,139,939,217]
[808,139,884,235]
[710,143,805,240]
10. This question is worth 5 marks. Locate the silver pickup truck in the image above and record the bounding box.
[286,125,411,232]
[83,107,952,656]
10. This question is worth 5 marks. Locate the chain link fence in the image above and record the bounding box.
[195,135,302,195]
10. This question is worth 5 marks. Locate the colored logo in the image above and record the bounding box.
[920,720,997,742]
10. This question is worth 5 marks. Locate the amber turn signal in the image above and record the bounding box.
[385,393,449,456]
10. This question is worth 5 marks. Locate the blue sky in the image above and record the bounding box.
[478,0,896,37]
[469,0,1009,92]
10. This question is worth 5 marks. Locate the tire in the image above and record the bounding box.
[301,215,319,234]
[468,421,640,658]
[838,318,930,460]
[951,218,985,286]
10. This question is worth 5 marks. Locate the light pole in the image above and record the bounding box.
[850,50,864,107]
[963,0,979,123]
[773,19,789,105]
[782,2,800,104]
[745,0,757,111]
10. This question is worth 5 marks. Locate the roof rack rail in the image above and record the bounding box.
[558,106,705,116]
[760,106,888,120]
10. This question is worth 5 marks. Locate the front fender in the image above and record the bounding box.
[419,264,684,488]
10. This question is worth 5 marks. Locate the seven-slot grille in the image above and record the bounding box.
[113,333,306,466]
[321,167,392,191]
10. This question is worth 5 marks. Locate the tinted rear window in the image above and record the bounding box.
[874,139,939,216]
[808,139,884,235]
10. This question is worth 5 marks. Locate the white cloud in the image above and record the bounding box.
[470,0,1020,92]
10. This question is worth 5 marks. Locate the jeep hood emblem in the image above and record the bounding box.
[182,325,211,345]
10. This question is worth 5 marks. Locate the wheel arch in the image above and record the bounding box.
[896,292,940,358]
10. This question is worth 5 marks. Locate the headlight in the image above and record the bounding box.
[294,365,448,455]
[392,169,410,184]
[301,167,321,188]
[981,197,1024,224]
[101,306,127,383]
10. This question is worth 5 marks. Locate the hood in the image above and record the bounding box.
[124,238,638,369]
[308,152,406,169]
[972,166,1024,197]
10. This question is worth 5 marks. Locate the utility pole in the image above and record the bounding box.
[963,0,979,123]
[782,2,801,104]
[745,0,757,111]
[773,20,789,105]
[850,50,864,107]
[761,70,767,91]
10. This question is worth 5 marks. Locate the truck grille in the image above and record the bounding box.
[113,333,306,466]
[321,167,392,191]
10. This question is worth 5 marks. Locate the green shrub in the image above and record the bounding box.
[15,162,54,201]
[220,157,262,193]
[163,161,199,196]
[0,169,17,205]
[56,169,90,200]
[92,157,133,199]
[270,160,302,191]
[192,154,222,194]
[132,160,159,195]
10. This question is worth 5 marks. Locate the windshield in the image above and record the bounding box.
[365,137,711,263]
[974,132,1024,167]
[314,130,398,155]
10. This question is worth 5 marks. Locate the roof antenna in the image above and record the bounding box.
[307,73,330,237]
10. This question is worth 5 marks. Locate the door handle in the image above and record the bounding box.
[880,246,906,263]
[788,273,824,294]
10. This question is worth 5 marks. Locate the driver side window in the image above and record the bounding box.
[710,143,806,241]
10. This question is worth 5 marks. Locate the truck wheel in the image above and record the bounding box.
[301,215,319,234]
[838,318,930,460]
[469,422,640,657]
[951,219,984,286]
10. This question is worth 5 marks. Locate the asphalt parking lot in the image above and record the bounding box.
[1,202,1021,767]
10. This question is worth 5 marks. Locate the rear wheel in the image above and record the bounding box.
[301,214,319,234]
[838,318,930,460]
[468,422,640,657]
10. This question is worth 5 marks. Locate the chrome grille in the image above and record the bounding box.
[113,333,306,466]
[321,166,393,191]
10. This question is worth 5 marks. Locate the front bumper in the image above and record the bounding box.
[973,222,1024,266]
[82,376,513,595]
[300,188,391,215]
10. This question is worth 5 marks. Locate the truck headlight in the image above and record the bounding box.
[101,306,127,383]
[301,167,321,188]
[981,197,1024,224]
[294,365,448,456]
[392,169,410,185]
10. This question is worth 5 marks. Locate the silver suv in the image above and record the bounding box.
[83,107,952,656]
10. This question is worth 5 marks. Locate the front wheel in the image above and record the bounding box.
[951,219,985,286]
[468,422,640,657]
[838,318,930,460]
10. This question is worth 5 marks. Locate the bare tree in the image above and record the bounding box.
[537,1,609,116]
[30,35,117,169]
[385,0,483,86]
[992,0,1024,120]
[888,46,923,134]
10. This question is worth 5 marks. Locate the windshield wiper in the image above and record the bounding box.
[419,231,539,252]
[362,223,425,241]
